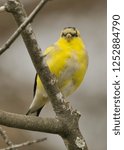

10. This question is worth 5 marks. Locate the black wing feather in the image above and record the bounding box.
[26,106,44,116]
[33,73,37,97]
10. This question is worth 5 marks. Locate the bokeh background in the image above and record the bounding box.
[0,0,106,149]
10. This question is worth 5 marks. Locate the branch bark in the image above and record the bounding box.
[0,110,62,134]
[0,0,88,149]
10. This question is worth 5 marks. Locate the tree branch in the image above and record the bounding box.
[0,127,17,150]
[0,110,62,134]
[0,0,50,55]
[0,138,47,150]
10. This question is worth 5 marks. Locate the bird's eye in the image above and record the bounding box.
[61,32,78,37]
[61,32,66,37]
[71,33,78,37]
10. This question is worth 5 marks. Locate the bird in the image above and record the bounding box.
[26,27,88,116]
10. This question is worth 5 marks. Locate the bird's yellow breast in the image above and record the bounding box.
[37,37,88,97]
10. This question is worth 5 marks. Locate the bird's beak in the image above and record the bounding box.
[66,33,72,42]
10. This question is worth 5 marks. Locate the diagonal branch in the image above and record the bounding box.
[4,0,69,116]
[0,0,50,55]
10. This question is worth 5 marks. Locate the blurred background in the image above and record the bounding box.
[0,0,106,149]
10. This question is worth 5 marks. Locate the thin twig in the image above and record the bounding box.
[0,0,49,55]
[0,127,17,150]
[0,6,6,12]
[0,138,47,150]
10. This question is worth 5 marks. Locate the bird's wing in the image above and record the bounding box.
[33,73,37,97]
[44,44,59,59]
[33,44,58,97]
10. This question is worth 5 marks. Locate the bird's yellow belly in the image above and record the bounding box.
[46,50,87,97]
[58,61,86,96]
[37,47,88,98]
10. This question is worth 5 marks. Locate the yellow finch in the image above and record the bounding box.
[26,27,88,116]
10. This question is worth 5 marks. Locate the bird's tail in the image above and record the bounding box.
[26,106,44,116]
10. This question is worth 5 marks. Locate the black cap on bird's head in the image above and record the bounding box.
[61,27,80,42]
